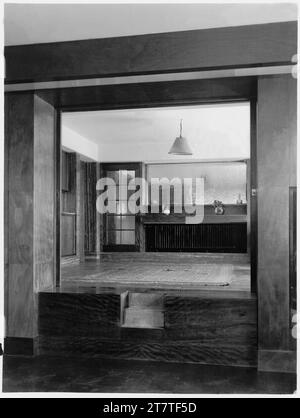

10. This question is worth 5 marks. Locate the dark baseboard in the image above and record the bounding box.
[4,337,37,356]
[258,350,296,374]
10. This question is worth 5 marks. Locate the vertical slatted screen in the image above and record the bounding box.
[145,223,247,253]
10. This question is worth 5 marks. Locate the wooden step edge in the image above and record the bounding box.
[125,307,165,313]
[121,324,165,330]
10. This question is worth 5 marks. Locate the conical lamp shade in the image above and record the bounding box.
[168,135,193,155]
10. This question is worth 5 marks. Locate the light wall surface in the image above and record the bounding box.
[62,102,250,163]
[62,125,98,162]
[4,3,297,46]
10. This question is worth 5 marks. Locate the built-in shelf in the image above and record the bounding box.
[143,215,247,225]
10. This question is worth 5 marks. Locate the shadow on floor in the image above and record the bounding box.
[2,355,296,394]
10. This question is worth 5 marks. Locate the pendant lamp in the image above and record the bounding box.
[168,119,193,155]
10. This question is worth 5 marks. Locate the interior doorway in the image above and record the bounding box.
[59,101,255,293]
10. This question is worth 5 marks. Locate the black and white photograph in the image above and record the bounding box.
[0,0,298,399]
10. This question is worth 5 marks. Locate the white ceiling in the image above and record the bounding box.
[4,3,298,46]
[62,103,250,162]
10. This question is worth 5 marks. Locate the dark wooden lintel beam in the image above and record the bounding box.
[5,21,297,84]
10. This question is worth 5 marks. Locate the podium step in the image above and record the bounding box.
[128,293,164,308]
[123,307,164,329]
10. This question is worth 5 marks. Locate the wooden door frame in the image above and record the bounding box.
[55,109,61,288]
[54,78,257,290]
[249,98,258,294]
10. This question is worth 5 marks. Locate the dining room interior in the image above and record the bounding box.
[2,3,297,394]
[59,102,253,329]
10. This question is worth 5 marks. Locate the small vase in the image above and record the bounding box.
[215,206,225,215]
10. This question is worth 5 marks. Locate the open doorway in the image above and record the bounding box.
[59,102,252,294]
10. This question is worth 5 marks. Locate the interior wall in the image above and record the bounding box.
[61,124,98,162]
[257,74,297,372]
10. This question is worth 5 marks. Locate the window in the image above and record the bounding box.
[147,161,248,206]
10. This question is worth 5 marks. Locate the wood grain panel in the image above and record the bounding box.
[33,95,55,292]
[258,186,290,269]
[61,214,76,257]
[5,22,296,83]
[38,290,257,367]
[39,293,121,338]
[34,263,54,293]
[289,187,297,318]
[5,93,56,339]
[164,297,257,346]
[7,264,36,337]
[6,94,34,265]
[39,336,257,368]
[38,77,257,111]
[257,75,297,355]
[258,350,296,373]
[4,337,37,356]
[5,93,35,338]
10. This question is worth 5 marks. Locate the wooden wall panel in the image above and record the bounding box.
[33,95,55,292]
[164,296,257,347]
[38,292,257,368]
[5,22,296,83]
[5,94,35,338]
[257,75,297,366]
[38,77,257,111]
[39,336,257,368]
[61,214,76,257]
[4,93,56,342]
[39,293,120,338]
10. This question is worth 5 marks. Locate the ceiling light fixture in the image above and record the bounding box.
[168,119,193,155]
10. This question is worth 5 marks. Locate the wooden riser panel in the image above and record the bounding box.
[165,297,257,346]
[39,336,257,368]
[39,293,120,338]
[38,292,257,367]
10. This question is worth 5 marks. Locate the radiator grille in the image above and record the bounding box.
[145,223,247,253]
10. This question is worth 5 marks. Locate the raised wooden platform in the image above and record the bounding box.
[38,253,256,367]
[59,252,251,293]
